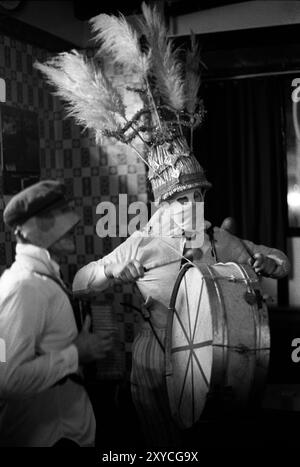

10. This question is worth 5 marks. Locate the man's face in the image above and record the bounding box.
[172,189,204,204]
[152,188,205,248]
[169,189,204,233]
[173,189,204,205]
[50,227,76,256]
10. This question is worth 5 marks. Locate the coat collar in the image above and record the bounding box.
[15,243,61,279]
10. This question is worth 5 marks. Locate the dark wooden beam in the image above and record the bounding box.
[0,13,77,51]
[174,24,300,78]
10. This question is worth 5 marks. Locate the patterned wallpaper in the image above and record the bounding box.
[0,34,148,377]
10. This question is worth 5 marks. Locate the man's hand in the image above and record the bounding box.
[73,315,114,364]
[248,253,277,276]
[104,260,144,283]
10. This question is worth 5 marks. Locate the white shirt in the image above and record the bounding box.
[0,244,95,446]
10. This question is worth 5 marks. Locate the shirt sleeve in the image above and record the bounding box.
[72,234,142,294]
[0,281,79,400]
[242,239,290,279]
[212,227,290,279]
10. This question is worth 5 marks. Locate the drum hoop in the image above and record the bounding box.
[203,264,229,388]
[165,262,229,426]
[165,263,201,426]
[166,262,193,381]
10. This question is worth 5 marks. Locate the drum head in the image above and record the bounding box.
[166,264,213,429]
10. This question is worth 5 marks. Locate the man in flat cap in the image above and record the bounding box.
[0,180,113,447]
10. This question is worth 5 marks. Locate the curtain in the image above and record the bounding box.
[194,77,289,303]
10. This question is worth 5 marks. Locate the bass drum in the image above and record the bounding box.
[165,262,270,429]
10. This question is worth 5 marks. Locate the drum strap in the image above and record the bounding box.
[182,226,218,264]
[206,226,218,262]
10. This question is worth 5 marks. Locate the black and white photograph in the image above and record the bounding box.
[0,0,299,461]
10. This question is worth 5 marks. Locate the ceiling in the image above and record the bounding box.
[73,0,252,20]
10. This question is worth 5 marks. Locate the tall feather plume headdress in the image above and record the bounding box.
[35,2,211,202]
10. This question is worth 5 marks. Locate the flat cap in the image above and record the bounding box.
[3,180,67,228]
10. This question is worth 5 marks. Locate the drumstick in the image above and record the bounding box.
[239,239,262,275]
[143,258,185,273]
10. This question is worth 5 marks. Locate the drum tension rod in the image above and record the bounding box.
[200,275,259,284]
[227,276,259,284]
[213,343,270,353]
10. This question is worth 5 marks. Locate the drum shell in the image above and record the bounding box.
[208,263,270,406]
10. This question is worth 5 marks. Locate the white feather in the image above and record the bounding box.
[90,13,149,78]
[35,51,126,142]
[140,2,185,112]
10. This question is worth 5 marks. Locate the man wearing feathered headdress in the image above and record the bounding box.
[36,3,290,447]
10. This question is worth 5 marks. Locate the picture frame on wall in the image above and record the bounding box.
[286,77,300,235]
[0,104,40,195]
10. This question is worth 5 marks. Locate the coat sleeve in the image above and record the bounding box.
[72,234,142,294]
[0,281,78,399]
[212,227,290,279]
[242,238,290,279]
